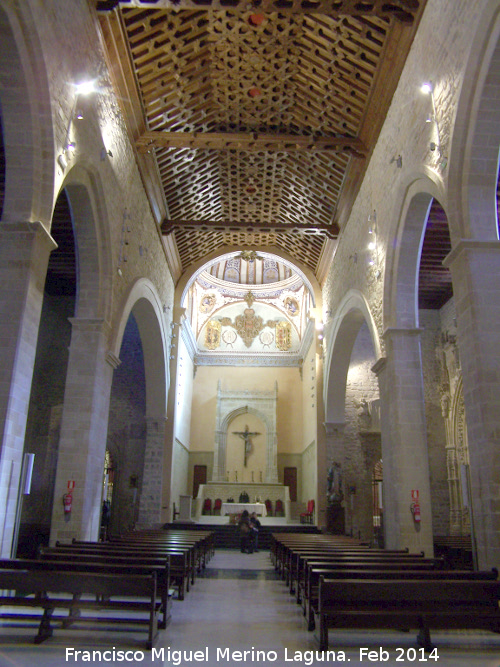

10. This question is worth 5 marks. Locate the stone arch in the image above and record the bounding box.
[108,278,170,527]
[61,165,113,322]
[448,1,500,240]
[384,175,446,330]
[0,4,54,225]
[323,290,380,424]
[110,278,169,419]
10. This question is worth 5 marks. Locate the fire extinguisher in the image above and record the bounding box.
[411,501,421,522]
[63,493,73,514]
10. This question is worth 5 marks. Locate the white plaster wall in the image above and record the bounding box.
[174,336,194,448]
[189,366,303,454]
[171,438,190,511]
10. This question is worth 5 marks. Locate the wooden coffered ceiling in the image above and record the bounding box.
[95,0,426,282]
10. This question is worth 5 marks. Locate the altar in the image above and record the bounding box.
[221,502,267,517]
[194,482,291,522]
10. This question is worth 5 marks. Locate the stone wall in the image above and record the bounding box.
[420,309,449,535]
[343,322,380,542]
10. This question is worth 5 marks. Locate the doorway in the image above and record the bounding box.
[283,466,297,501]
[193,464,207,499]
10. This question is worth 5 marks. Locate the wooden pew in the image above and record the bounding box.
[288,548,427,594]
[0,557,171,629]
[305,566,497,631]
[317,576,500,651]
[433,535,473,569]
[40,546,190,601]
[0,567,161,649]
[68,538,197,586]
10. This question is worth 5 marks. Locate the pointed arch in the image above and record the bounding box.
[110,278,169,419]
[384,175,446,330]
[447,1,500,240]
[323,290,380,424]
[0,4,55,226]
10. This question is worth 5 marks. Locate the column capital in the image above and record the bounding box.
[0,220,57,252]
[68,317,112,336]
[382,327,423,340]
[371,356,387,376]
[105,351,121,369]
[443,239,500,268]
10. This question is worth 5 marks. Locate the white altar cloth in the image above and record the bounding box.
[221,502,267,517]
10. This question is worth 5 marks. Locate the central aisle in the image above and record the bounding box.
[0,549,499,666]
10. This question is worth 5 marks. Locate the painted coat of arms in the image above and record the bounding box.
[276,321,292,350]
[205,320,221,349]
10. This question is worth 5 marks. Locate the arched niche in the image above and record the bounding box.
[213,382,278,484]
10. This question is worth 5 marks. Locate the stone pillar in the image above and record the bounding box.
[444,241,500,569]
[137,415,166,526]
[0,222,56,557]
[372,328,434,556]
[49,318,114,544]
[324,422,346,467]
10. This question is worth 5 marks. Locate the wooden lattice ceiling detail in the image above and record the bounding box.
[97,2,424,278]
[418,199,452,310]
[97,1,421,25]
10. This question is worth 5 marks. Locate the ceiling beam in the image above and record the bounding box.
[137,131,367,156]
[161,219,340,240]
[95,0,419,24]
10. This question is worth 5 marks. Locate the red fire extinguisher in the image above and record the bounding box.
[411,501,421,522]
[63,493,73,514]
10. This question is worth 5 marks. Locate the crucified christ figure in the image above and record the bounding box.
[232,424,261,467]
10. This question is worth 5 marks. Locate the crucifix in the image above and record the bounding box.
[232,424,261,467]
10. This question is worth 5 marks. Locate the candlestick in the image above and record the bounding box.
[259,471,263,483]
[235,470,238,482]
[227,471,229,482]
[251,471,254,482]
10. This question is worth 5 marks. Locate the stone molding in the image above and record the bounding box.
[443,239,500,268]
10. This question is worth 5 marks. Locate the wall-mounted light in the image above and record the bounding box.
[58,78,97,172]
[100,147,113,161]
[421,81,442,155]
[367,211,381,279]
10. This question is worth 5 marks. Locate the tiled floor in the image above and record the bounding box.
[1,549,499,666]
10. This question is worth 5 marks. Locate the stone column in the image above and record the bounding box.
[372,328,434,556]
[444,241,500,569]
[0,222,56,556]
[49,318,114,544]
[137,415,166,527]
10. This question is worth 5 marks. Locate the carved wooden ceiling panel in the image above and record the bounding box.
[96,1,425,280]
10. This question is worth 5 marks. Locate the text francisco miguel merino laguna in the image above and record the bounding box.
[65,647,373,664]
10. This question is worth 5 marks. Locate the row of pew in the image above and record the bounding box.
[271,532,500,652]
[0,528,214,649]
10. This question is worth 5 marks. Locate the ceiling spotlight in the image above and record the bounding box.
[421,82,433,95]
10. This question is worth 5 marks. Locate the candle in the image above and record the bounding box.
[259,471,263,483]
[251,471,254,482]
[235,470,238,482]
